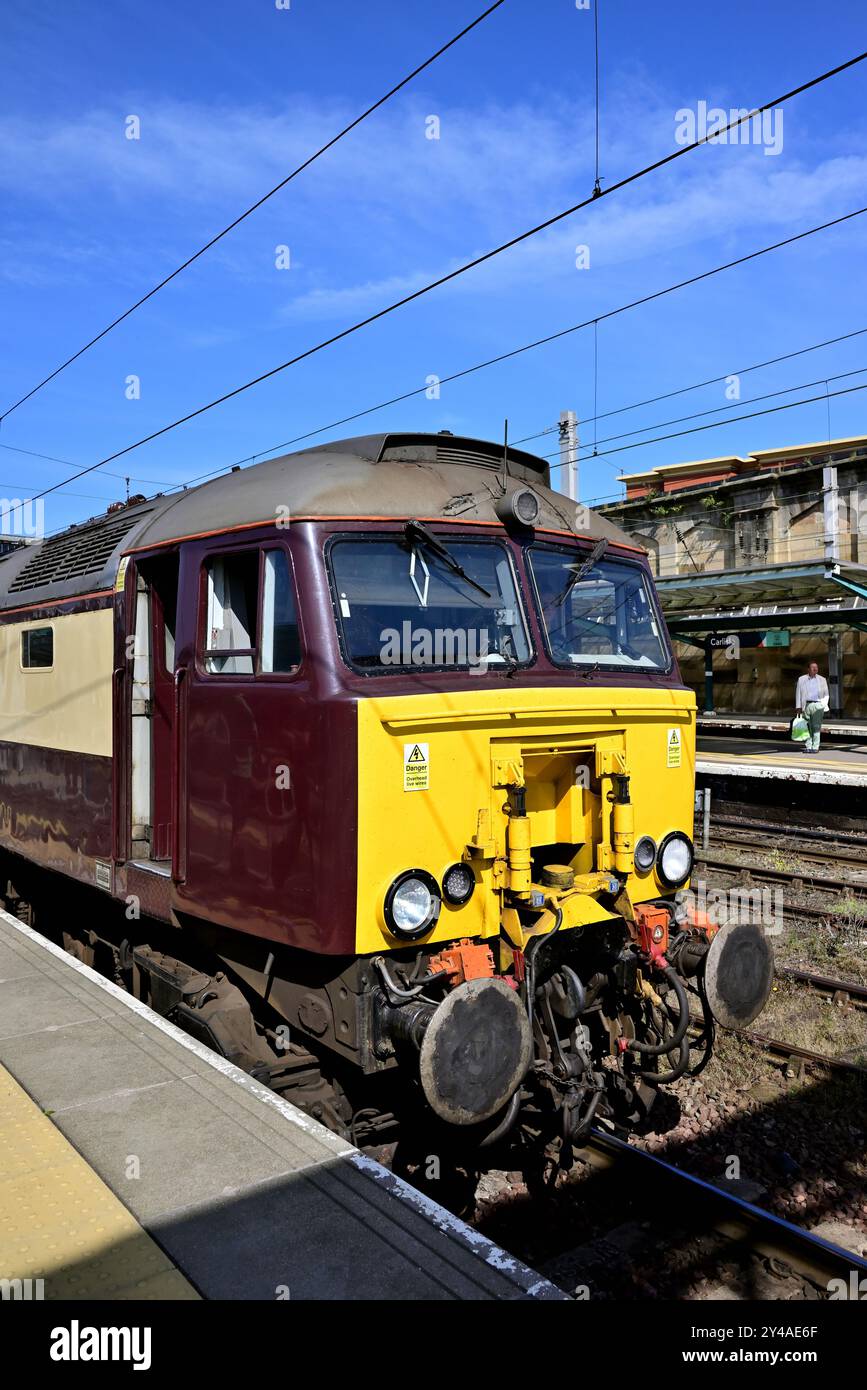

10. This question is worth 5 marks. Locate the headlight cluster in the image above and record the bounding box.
[384,863,475,939]
[633,831,694,887]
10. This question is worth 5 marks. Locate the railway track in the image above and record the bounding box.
[530,1128,867,1299]
[778,965,867,1005]
[588,1131,866,1287]
[697,829,867,874]
[735,1027,867,1078]
[708,813,867,851]
[694,849,867,899]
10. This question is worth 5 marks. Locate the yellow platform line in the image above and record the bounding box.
[699,751,865,771]
[0,1065,199,1301]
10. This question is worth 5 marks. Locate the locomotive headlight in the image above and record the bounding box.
[494,486,540,528]
[384,869,441,939]
[657,832,694,888]
[634,835,656,874]
[442,862,475,906]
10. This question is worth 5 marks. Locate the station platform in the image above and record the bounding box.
[698,713,867,741]
[696,733,867,787]
[0,908,561,1302]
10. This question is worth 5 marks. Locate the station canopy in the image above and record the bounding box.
[656,560,867,636]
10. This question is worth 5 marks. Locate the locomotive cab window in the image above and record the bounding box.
[261,549,301,672]
[529,544,670,671]
[328,534,531,672]
[203,548,300,675]
[21,626,53,669]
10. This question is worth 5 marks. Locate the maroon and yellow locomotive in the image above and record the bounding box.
[0,433,772,1154]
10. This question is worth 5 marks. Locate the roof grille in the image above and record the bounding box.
[7,510,150,593]
[434,444,502,471]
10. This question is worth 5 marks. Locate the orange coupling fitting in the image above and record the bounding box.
[633,903,670,956]
[507,813,533,898]
[429,939,495,985]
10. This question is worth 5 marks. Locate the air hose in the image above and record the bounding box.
[624,963,690,1057]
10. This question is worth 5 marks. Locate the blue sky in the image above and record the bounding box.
[1,0,866,535]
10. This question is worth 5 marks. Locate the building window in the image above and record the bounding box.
[202,548,300,675]
[21,626,53,669]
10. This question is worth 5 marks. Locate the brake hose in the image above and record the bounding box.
[625,964,690,1056]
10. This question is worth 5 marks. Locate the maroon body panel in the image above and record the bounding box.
[166,529,360,954]
[0,741,112,884]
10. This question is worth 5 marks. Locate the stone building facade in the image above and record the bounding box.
[598,436,867,717]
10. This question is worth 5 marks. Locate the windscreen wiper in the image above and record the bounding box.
[552,537,608,608]
[404,520,491,598]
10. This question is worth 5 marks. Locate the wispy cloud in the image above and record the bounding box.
[2,83,864,320]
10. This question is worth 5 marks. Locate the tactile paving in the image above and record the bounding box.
[0,1066,198,1300]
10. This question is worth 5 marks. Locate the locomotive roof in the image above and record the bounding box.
[0,431,640,611]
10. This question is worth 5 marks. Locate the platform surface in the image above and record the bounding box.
[696,733,867,786]
[0,909,560,1302]
[698,713,867,739]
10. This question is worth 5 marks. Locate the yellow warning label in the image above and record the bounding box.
[115,555,129,594]
[404,742,430,791]
[666,727,682,768]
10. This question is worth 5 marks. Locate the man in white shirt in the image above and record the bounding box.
[795,662,830,753]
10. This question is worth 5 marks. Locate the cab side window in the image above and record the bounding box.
[204,553,258,674]
[261,550,301,672]
[202,548,300,675]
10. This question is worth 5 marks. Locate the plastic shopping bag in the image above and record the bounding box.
[790,716,809,742]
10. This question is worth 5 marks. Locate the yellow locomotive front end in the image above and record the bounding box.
[328,509,775,1154]
[357,683,696,956]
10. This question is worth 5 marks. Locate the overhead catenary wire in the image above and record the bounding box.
[539,379,867,467]
[137,203,867,494]
[10,204,867,524]
[0,0,510,423]
[0,442,174,488]
[563,363,867,457]
[5,50,865,520]
[511,324,867,446]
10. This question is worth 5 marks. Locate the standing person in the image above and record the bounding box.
[795,661,830,753]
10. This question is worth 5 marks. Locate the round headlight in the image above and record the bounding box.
[513,488,540,526]
[384,869,441,939]
[634,835,656,874]
[494,486,539,528]
[442,862,475,906]
[657,832,694,888]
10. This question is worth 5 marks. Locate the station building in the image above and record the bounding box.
[599,435,867,718]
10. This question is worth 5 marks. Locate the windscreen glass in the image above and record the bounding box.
[529,544,669,670]
[329,536,530,672]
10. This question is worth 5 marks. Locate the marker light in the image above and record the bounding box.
[442,862,475,906]
[634,835,657,874]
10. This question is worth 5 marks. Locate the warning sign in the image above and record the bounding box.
[666,728,682,768]
[404,742,430,792]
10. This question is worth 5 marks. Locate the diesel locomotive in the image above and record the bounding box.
[0,431,773,1160]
